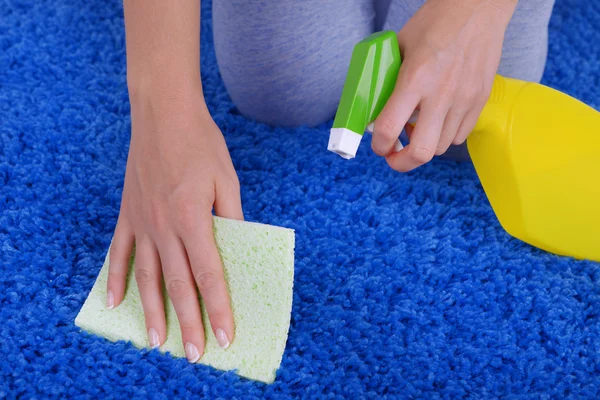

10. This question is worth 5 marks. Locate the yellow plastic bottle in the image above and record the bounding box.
[328,31,600,262]
[468,75,600,262]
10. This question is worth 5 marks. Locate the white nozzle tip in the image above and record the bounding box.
[327,128,363,159]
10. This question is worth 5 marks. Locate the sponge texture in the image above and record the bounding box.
[74,217,295,384]
[2,0,600,397]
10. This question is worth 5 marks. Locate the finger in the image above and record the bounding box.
[453,101,486,145]
[107,217,134,309]
[368,123,404,151]
[214,176,244,221]
[183,212,234,350]
[371,81,420,156]
[134,236,166,349]
[385,102,446,172]
[436,108,465,156]
[158,237,205,363]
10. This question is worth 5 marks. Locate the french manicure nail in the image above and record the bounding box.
[185,342,200,363]
[148,328,160,349]
[106,291,114,309]
[216,328,230,349]
[394,139,404,152]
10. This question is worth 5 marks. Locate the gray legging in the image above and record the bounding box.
[213,0,556,129]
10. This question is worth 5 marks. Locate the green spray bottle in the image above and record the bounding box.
[328,31,600,262]
[328,31,403,158]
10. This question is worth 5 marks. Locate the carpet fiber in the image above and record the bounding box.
[1,0,600,398]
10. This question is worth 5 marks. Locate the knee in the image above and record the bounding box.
[214,38,353,128]
[219,59,346,128]
[212,1,373,128]
[499,0,556,83]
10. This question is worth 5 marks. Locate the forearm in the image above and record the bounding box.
[123,0,203,104]
[451,0,518,22]
[421,0,517,21]
[412,0,517,50]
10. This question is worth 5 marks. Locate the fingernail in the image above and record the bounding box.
[106,291,114,310]
[148,328,160,349]
[185,342,200,363]
[394,139,404,152]
[216,328,230,349]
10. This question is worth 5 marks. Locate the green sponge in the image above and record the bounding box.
[74,216,295,384]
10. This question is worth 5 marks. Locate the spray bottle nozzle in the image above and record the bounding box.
[327,30,402,159]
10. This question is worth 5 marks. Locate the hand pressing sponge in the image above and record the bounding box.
[74,216,295,384]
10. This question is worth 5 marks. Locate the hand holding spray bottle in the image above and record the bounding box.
[328,31,600,262]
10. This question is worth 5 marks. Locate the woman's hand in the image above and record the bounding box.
[372,0,517,171]
[107,82,243,362]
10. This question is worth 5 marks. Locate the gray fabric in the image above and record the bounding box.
[212,0,556,154]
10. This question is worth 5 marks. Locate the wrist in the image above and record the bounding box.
[128,69,202,102]
[128,76,212,139]
[128,73,209,115]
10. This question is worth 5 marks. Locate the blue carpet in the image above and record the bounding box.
[1,0,600,398]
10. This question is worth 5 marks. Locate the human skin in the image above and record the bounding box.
[107,0,517,363]
[107,0,242,363]
[372,0,518,171]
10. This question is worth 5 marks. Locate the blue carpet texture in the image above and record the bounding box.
[1,0,600,398]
